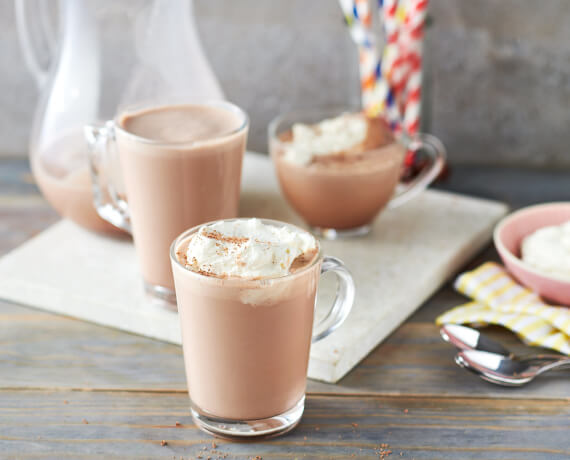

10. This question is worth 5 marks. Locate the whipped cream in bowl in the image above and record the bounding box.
[521,220,570,281]
[493,202,570,305]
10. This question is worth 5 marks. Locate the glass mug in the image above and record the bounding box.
[170,218,355,438]
[268,107,446,239]
[85,101,248,305]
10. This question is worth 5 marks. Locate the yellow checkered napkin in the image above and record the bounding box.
[436,262,570,355]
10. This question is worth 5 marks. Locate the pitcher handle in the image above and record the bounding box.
[85,123,132,234]
[388,133,447,209]
[15,0,57,88]
[312,256,355,343]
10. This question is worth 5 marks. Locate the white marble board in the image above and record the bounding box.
[0,152,508,383]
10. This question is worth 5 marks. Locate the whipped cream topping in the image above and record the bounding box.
[521,220,570,280]
[282,113,368,166]
[185,219,317,279]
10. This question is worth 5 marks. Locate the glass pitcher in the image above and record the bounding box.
[16,0,223,233]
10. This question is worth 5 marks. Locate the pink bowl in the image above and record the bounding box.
[494,202,570,306]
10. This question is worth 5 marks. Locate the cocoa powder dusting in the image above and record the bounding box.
[290,248,318,272]
[176,250,188,265]
[203,229,248,245]
[177,228,316,279]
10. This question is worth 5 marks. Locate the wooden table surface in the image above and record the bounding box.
[1,158,569,459]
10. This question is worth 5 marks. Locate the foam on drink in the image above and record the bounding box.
[282,113,368,165]
[180,219,317,279]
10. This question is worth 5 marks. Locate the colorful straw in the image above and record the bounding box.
[339,0,429,135]
[339,0,394,127]
[401,0,428,134]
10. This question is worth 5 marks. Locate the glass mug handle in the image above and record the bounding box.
[388,133,447,209]
[312,256,355,343]
[85,123,132,233]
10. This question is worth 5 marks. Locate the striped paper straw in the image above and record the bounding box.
[401,0,428,134]
[339,0,401,126]
[339,0,428,134]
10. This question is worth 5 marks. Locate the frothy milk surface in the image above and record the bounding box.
[120,104,243,143]
[182,219,317,279]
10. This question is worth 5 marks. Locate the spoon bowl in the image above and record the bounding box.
[455,349,570,386]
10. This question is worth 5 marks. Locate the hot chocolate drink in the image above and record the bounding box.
[171,218,354,438]
[115,103,247,292]
[270,112,405,232]
[173,219,319,421]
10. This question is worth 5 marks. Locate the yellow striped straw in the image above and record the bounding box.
[436,262,570,355]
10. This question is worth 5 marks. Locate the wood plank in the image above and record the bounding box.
[0,300,186,391]
[2,301,568,399]
[0,198,59,256]
[0,157,59,254]
[0,390,568,459]
[0,157,38,196]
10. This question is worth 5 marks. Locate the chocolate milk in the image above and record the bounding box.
[172,234,320,420]
[32,134,123,234]
[116,104,247,290]
[271,116,405,230]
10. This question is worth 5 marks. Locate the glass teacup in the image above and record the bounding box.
[269,107,446,239]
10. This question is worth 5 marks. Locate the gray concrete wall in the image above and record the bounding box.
[1,0,570,167]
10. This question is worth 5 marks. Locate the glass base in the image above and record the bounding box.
[143,281,177,311]
[191,396,305,440]
[311,224,371,240]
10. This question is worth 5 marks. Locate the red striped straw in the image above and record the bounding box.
[402,0,428,134]
[381,0,403,131]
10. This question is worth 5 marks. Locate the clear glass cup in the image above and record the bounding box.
[170,218,355,438]
[268,107,446,239]
[85,101,248,306]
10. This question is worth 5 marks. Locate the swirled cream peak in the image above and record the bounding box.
[185,219,317,279]
[282,113,368,165]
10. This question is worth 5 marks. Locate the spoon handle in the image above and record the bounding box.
[520,354,569,366]
[520,353,567,362]
[536,358,570,376]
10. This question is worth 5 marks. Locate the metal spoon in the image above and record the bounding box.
[440,324,564,361]
[440,324,511,356]
[455,349,570,386]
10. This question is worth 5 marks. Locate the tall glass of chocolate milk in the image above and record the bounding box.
[170,218,355,439]
[86,102,248,305]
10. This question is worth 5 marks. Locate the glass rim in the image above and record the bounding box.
[169,218,322,284]
[113,100,249,147]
